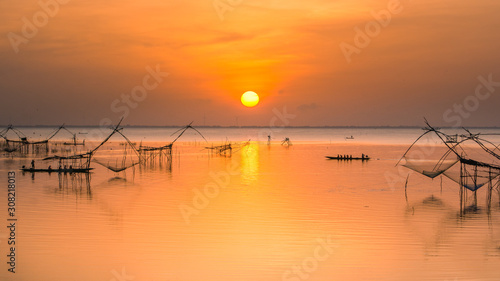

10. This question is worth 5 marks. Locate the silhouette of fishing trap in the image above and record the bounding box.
[281,137,292,147]
[206,142,233,157]
[398,120,500,215]
[33,119,139,174]
[48,124,85,146]
[90,121,141,173]
[138,143,173,167]
[205,139,251,158]
[1,124,86,156]
[16,120,209,175]
[138,122,206,168]
[0,125,50,155]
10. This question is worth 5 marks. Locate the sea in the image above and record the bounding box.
[1,126,500,281]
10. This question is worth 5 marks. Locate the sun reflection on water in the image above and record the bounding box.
[240,142,259,184]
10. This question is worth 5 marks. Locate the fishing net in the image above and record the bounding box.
[402,158,459,179]
[93,158,139,173]
[398,130,459,179]
[90,127,141,173]
[399,123,500,194]
[444,162,500,191]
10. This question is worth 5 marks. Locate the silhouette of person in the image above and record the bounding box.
[31,160,35,169]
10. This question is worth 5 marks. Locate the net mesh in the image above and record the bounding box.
[403,158,459,179]
[444,163,500,191]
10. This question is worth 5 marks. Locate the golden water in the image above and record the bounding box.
[1,141,499,281]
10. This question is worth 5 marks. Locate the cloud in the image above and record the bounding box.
[1,0,500,126]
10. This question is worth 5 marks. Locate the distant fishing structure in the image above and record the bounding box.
[206,142,233,157]
[0,125,50,154]
[281,137,292,147]
[397,120,500,215]
[205,139,251,158]
[91,123,141,173]
[138,122,207,168]
[40,119,137,173]
[0,124,86,156]
[49,124,85,146]
[15,120,208,175]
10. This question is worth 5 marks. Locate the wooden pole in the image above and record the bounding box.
[459,162,463,216]
[404,174,409,204]
[487,167,492,213]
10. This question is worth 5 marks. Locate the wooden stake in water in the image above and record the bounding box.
[459,162,463,217]
[405,174,409,204]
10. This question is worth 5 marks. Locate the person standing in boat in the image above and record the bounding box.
[31,159,35,169]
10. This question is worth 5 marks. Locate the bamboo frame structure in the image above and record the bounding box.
[138,122,206,167]
[1,125,49,154]
[399,120,500,216]
[206,143,232,157]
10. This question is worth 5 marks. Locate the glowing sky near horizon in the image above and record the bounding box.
[1,0,500,127]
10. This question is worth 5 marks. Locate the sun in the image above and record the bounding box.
[241,91,259,107]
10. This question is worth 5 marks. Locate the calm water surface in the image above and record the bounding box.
[1,127,499,280]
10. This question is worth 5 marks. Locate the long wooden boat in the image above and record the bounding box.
[325,156,370,161]
[21,168,93,173]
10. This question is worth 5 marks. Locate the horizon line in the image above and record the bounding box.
[2,124,500,129]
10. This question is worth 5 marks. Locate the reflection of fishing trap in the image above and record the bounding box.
[57,172,92,199]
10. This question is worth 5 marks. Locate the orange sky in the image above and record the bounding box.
[1,0,500,126]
